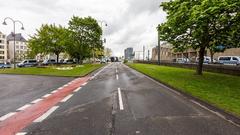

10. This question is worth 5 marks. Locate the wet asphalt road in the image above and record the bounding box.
[0,75,73,117]
[1,63,240,135]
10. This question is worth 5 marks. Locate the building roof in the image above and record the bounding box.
[7,33,27,42]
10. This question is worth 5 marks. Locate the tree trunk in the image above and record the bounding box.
[196,47,205,75]
[56,53,59,64]
[77,58,80,64]
[210,49,214,64]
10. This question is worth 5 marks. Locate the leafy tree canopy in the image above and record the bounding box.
[158,0,240,74]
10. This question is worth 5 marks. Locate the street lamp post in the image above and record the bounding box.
[157,28,161,65]
[2,17,24,69]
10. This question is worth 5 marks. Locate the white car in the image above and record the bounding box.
[176,58,190,63]
[196,56,216,64]
[218,56,240,65]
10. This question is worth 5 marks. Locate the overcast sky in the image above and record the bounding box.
[0,0,168,57]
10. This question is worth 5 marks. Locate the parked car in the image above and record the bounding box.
[0,62,11,68]
[63,59,75,64]
[17,59,38,67]
[42,59,56,65]
[100,59,106,64]
[59,59,64,64]
[196,56,216,64]
[218,56,240,65]
[176,58,190,63]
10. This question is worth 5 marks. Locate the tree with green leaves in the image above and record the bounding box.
[67,16,103,64]
[158,0,240,75]
[28,24,70,63]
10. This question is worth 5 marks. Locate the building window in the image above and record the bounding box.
[20,46,23,49]
[2,35,5,38]
[0,56,4,59]
[0,45,4,49]
[0,40,4,44]
[16,45,19,49]
[0,51,4,54]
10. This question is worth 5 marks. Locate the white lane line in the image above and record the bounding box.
[0,112,16,121]
[118,88,124,110]
[190,100,240,128]
[33,106,59,123]
[58,87,63,90]
[17,104,31,111]
[51,90,58,94]
[116,69,118,73]
[81,82,88,86]
[16,132,27,135]
[42,94,51,98]
[60,94,73,103]
[31,98,43,104]
[91,64,110,79]
[74,87,82,92]
[116,74,119,80]
[64,84,68,87]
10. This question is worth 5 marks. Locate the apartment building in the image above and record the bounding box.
[7,33,28,62]
[151,42,174,62]
[0,32,7,62]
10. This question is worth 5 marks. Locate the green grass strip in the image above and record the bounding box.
[127,63,240,117]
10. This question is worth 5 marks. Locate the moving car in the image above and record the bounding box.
[17,59,38,67]
[0,62,11,68]
[218,56,240,65]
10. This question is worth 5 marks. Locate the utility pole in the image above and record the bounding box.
[157,29,161,65]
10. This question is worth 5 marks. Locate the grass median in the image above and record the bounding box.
[127,63,240,117]
[0,64,104,77]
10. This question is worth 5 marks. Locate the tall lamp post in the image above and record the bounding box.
[2,17,24,69]
[157,27,161,65]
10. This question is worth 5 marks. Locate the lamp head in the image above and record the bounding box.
[21,27,24,30]
[2,21,7,25]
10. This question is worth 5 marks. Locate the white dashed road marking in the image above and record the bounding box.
[118,88,124,110]
[74,87,82,92]
[33,106,59,122]
[116,74,119,80]
[42,94,51,98]
[51,90,58,94]
[31,98,43,104]
[0,112,16,121]
[15,132,27,135]
[17,104,31,111]
[61,94,73,103]
[58,87,63,90]
[82,82,88,86]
